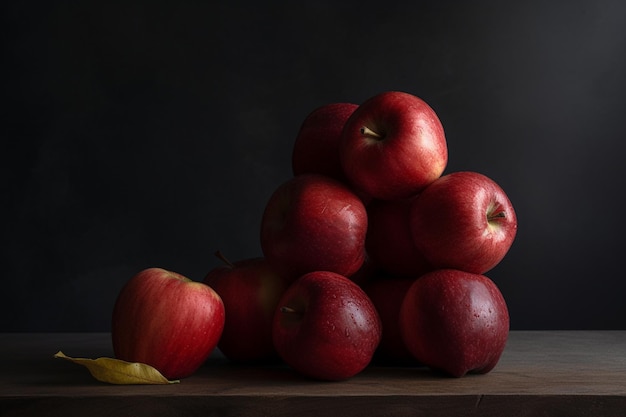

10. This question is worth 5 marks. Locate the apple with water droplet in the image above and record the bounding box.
[339,91,448,200]
[399,269,509,377]
[260,174,368,278]
[410,171,517,274]
[272,271,382,380]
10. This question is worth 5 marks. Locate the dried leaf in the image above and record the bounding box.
[54,351,179,385]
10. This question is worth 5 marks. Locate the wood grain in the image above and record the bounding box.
[1,331,625,416]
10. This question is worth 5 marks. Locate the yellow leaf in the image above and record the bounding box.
[54,351,180,385]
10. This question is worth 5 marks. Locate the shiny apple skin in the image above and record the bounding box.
[111,268,225,379]
[260,174,368,278]
[399,269,509,377]
[410,171,518,274]
[272,271,382,381]
[340,91,448,200]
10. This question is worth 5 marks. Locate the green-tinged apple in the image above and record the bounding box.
[203,252,290,362]
[339,91,448,200]
[399,269,509,377]
[292,102,358,182]
[273,271,382,381]
[111,268,225,379]
[260,174,368,278]
[366,197,431,278]
[363,276,417,364]
[410,171,517,274]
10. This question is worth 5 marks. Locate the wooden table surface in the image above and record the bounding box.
[1,331,625,416]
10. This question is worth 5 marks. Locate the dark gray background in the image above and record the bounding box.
[3,1,625,332]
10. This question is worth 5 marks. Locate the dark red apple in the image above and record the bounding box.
[347,251,377,287]
[363,276,416,364]
[410,171,518,274]
[203,252,290,362]
[292,102,358,182]
[365,197,431,278]
[260,174,368,278]
[339,91,448,200]
[111,268,225,379]
[399,269,509,377]
[272,271,382,381]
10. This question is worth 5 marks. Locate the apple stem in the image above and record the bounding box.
[214,250,234,267]
[360,126,383,140]
[488,212,506,221]
[280,306,303,316]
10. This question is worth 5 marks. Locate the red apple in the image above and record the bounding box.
[260,174,368,278]
[410,171,518,274]
[272,271,382,381]
[292,102,358,182]
[365,197,431,278]
[347,251,377,287]
[339,91,448,200]
[203,252,290,362]
[363,276,416,364]
[111,268,225,379]
[399,269,509,377]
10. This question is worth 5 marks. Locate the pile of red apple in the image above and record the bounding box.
[111,91,517,382]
